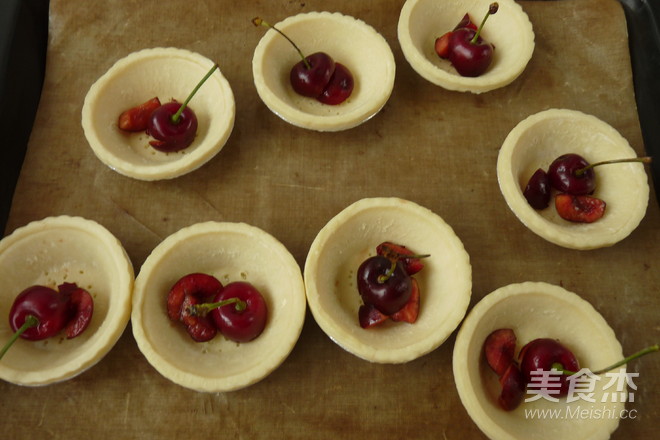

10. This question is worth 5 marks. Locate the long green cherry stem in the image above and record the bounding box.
[471,2,499,44]
[575,156,652,177]
[171,63,219,124]
[188,297,247,317]
[0,315,39,361]
[551,344,659,376]
[252,17,312,70]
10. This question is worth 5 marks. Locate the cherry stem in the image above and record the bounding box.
[377,259,398,284]
[550,344,659,376]
[0,315,39,361]
[575,156,652,177]
[471,2,499,44]
[252,17,312,70]
[171,63,219,124]
[188,297,247,317]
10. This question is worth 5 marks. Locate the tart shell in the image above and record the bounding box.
[252,12,396,131]
[453,282,624,440]
[304,197,471,363]
[497,109,650,249]
[398,0,535,93]
[131,221,306,392]
[82,47,235,180]
[0,216,134,386]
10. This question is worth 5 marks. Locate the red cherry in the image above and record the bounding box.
[9,286,69,341]
[147,102,198,152]
[448,29,494,77]
[317,62,354,105]
[253,17,354,104]
[523,168,552,210]
[358,303,389,329]
[555,193,606,223]
[290,52,336,98]
[357,256,412,316]
[375,242,427,276]
[118,97,162,132]
[519,338,580,397]
[58,282,94,339]
[166,273,223,342]
[547,154,595,195]
[498,363,526,411]
[446,3,498,77]
[211,282,268,343]
[434,13,478,59]
[484,328,517,376]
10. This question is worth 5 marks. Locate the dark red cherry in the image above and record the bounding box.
[523,168,552,209]
[211,282,267,343]
[147,102,198,152]
[357,256,412,315]
[317,62,354,105]
[290,52,336,98]
[498,363,526,411]
[448,28,494,77]
[9,286,69,341]
[519,338,580,397]
[375,242,426,276]
[58,282,94,339]
[447,3,498,77]
[484,328,517,376]
[167,273,223,342]
[547,154,595,195]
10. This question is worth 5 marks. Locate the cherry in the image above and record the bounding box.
[59,282,94,339]
[375,242,427,276]
[447,3,499,77]
[484,328,517,376]
[357,256,412,315]
[390,277,420,323]
[252,17,353,105]
[209,282,268,343]
[498,363,526,411]
[118,97,161,132]
[519,338,580,397]
[317,63,354,105]
[167,273,223,342]
[555,193,606,223]
[0,283,94,360]
[523,168,551,210]
[290,52,336,98]
[547,154,595,195]
[146,63,218,152]
[358,303,389,329]
[548,153,652,195]
[435,14,478,59]
[8,286,69,341]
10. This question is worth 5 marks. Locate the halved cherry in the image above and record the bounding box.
[484,328,517,376]
[166,273,223,342]
[118,97,161,132]
[555,193,606,223]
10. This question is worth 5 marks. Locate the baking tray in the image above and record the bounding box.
[0,1,658,438]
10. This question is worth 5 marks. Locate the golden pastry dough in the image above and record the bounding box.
[304,197,471,363]
[0,216,134,386]
[131,221,306,392]
[398,0,534,93]
[497,109,649,249]
[252,12,395,131]
[82,48,235,180]
[453,282,624,440]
